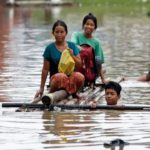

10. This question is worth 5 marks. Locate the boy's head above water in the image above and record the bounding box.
[104,81,122,105]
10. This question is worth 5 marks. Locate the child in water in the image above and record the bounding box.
[90,81,122,107]
[104,81,122,105]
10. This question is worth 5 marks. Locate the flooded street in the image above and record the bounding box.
[0,1,150,149]
[1,110,150,150]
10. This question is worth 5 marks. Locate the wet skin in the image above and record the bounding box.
[105,89,120,105]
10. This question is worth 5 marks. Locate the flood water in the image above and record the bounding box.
[0,1,150,150]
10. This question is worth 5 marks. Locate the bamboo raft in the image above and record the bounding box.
[1,77,149,111]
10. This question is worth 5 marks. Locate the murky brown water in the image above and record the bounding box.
[0,2,150,150]
[1,109,150,150]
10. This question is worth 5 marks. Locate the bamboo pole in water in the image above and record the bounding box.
[1,103,150,110]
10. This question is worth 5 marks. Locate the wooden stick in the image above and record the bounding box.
[1,103,150,110]
[50,104,150,111]
[2,103,45,109]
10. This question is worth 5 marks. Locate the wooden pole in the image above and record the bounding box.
[1,103,150,111]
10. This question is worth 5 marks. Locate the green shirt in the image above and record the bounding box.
[71,32,104,63]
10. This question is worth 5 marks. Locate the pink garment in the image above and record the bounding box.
[50,72,85,94]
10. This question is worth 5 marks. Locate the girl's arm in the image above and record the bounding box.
[99,65,107,84]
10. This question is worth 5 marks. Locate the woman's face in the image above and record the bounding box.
[83,19,95,36]
[53,25,67,42]
[105,89,120,105]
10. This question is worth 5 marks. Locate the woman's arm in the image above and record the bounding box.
[34,59,50,98]
[40,59,50,89]
[71,54,82,70]
[67,48,82,70]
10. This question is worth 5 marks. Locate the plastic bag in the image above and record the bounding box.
[58,49,75,75]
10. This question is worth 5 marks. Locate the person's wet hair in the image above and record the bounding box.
[105,81,122,95]
[52,20,68,34]
[82,13,97,29]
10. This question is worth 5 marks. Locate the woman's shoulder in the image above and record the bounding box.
[67,41,79,50]
[46,42,55,48]
[44,42,55,52]
[67,41,80,53]
[67,41,77,47]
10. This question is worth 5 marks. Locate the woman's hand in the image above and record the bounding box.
[34,88,44,98]
[67,47,82,70]
[67,48,74,56]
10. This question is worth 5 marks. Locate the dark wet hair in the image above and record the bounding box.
[105,81,122,95]
[52,20,68,34]
[82,13,97,29]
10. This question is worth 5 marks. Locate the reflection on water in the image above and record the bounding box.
[0,1,150,150]
[1,110,150,150]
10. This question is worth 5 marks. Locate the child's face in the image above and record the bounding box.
[83,19,95,35]
[105,89,120,105]
[53,25,67,42]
